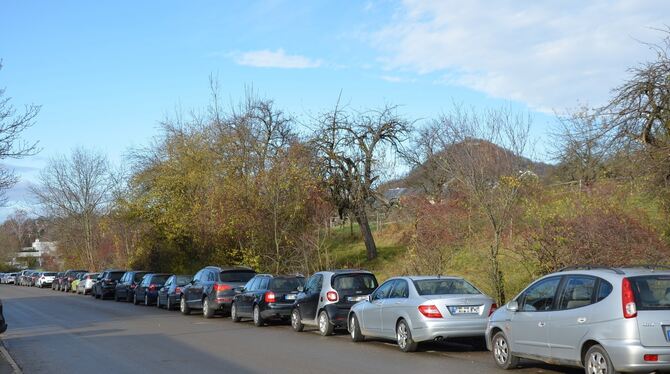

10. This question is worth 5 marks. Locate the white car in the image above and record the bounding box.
[77,273,99,295]
[36,272,57,288]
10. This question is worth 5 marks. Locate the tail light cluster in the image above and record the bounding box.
[264,291,276,303]
[213,283,232,292]
[489,303,498,317]
[326,291,338,302]
[174,287,181,294]
[148,284,157,291]
[418,304,443,318]
[622,278,637,319]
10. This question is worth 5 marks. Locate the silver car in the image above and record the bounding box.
[348,276,496,352]
[487,266,670,373]
[76,272,100,295]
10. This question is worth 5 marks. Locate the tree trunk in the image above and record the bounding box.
[355,208,377,260]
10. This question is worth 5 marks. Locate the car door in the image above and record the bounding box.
[241,278,259,314]
[160,276,172,304]
[548,275,597,362]
[299,274,322,322]
[382,279,410,338]
[510,276,562,359]
[187,271,203,306]
[361,280,395,335]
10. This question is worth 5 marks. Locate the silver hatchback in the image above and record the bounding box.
[487,266,670,373]
[348,276,496,351]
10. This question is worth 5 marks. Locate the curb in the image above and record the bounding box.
[0,341,22,374]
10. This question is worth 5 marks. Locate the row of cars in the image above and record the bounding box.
[7,265,670,373]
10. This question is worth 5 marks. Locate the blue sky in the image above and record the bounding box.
[1,0,668,217]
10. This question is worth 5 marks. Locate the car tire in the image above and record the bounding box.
[114,293,120,302]
[133,294,139,305]
[492,331,519,370]
[253,305,264,327]
[584,344,618,374]
[95,290,101,299]
[203,297,214,319]
[396,319,418,352]
[291,308,304,332]
[144,294,150,306]
[180,296,191,315]
[156,296,161,309]
[349,314,364,342]
[231,302,241,322]
[318,310,334,336]
[166,297,172,311]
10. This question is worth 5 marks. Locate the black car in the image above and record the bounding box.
[60,269,88,292]
[156,274,192,310]
[133,273,170,306]
[52,272,65,290]
[231,274,305,326]
[93,269,126,299]
[114,271,149,302]
[180,266,256,318]
[0,299,6,333]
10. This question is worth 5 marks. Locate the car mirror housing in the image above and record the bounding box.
[507,300,519,312]
[367,294,373,302]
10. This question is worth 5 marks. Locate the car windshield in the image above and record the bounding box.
[332,274,377,292]
[176,275,192,285]
[413,279,481,295]
[630,275,670,310]
[219,270,256,283]
[270,277,305,292]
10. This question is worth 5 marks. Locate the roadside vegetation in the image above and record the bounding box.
[1,31,670,303]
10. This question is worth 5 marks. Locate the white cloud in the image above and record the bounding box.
[372,0,670,111]
[231,49,322,69]
[380,75,415,83]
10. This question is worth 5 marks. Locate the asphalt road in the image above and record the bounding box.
[0,285,581,374]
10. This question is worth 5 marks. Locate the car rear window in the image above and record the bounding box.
[151,275,170,284]
[413,279,481,296]
[176,275,192,285]
[43,272,56,276]
[630,276,670,310]
[331,274,378,292]
[133,272,148,282]
[219,270,256,283]
[109,272,125,281]
[270,277,305,292]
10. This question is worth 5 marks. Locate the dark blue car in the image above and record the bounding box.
[133,273,170,306]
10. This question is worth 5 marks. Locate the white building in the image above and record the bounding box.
[11,239,58,268]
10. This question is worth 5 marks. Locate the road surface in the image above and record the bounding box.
[0,285,580,374]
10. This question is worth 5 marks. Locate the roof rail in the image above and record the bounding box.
[625,264,670,271]
[558,265,625,275]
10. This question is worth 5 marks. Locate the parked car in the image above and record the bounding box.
[156,274,192,310]
[487,265,670,373]
[231,274,305,326]
[18,270,34,286]
[292,270,378,336]
[36,272,57,288]
[4,273,16,285]
[29,271,40,287]
[133,273,170,306]
[59,269,88,292]
[70,272,86,292]
[114,271,149,302]
[180,266,256,318]
[348,276,495,352]
[0,299,6,333]
[76,272,99,295]
[92,269,126,299]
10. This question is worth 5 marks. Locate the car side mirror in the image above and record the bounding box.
[507,300,519,312]
[297,286,304,293]
[368,294,373,302]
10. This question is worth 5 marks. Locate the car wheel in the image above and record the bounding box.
[231,302,241,322]
[133,294,139,305]
[144,294,150,306]
[396,319,418,352]
[492,331,519,370]
[291,308,304,332]
[349,314,364,342]
[156,296,161,309]
[253,305,264,327]
[180,296,191,315]
[585,345,618,374]
[166,297,172,311]
[114,293,120,302]
[318,310,334,336]
[203,297,214,319]
[95,290,101,299]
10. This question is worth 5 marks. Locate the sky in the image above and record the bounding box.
[0,0,668,218]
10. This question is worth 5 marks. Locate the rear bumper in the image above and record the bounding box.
[412,318,488,343]
[602,339,670,372]
[260,303,293,319]
[324,305,350,328]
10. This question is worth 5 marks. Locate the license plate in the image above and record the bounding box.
[347,295,367,302]
[285,294,297,300]
[449,306,481,314]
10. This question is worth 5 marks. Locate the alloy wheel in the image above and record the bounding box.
[587,351,608,374]
[319,313,327,333]
[397,323,408,350]
[493,335,509,365]
[350,316,356,339]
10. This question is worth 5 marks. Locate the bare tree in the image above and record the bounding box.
[433,106,534,303]
[0,61,40,204]
[5,209,30,248]
[312,102,411,260]
[31,148,117,269]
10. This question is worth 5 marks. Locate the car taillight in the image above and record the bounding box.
[149,284,157,291]
[130,284,137,289]
[644,354,658,362]
[418,304,443,318]
[264,291,276,303]
[175,287,181,294]
[326,291,338,302]
[214,283,232,292]
[622,278,637,319]
[489,303,498,317]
